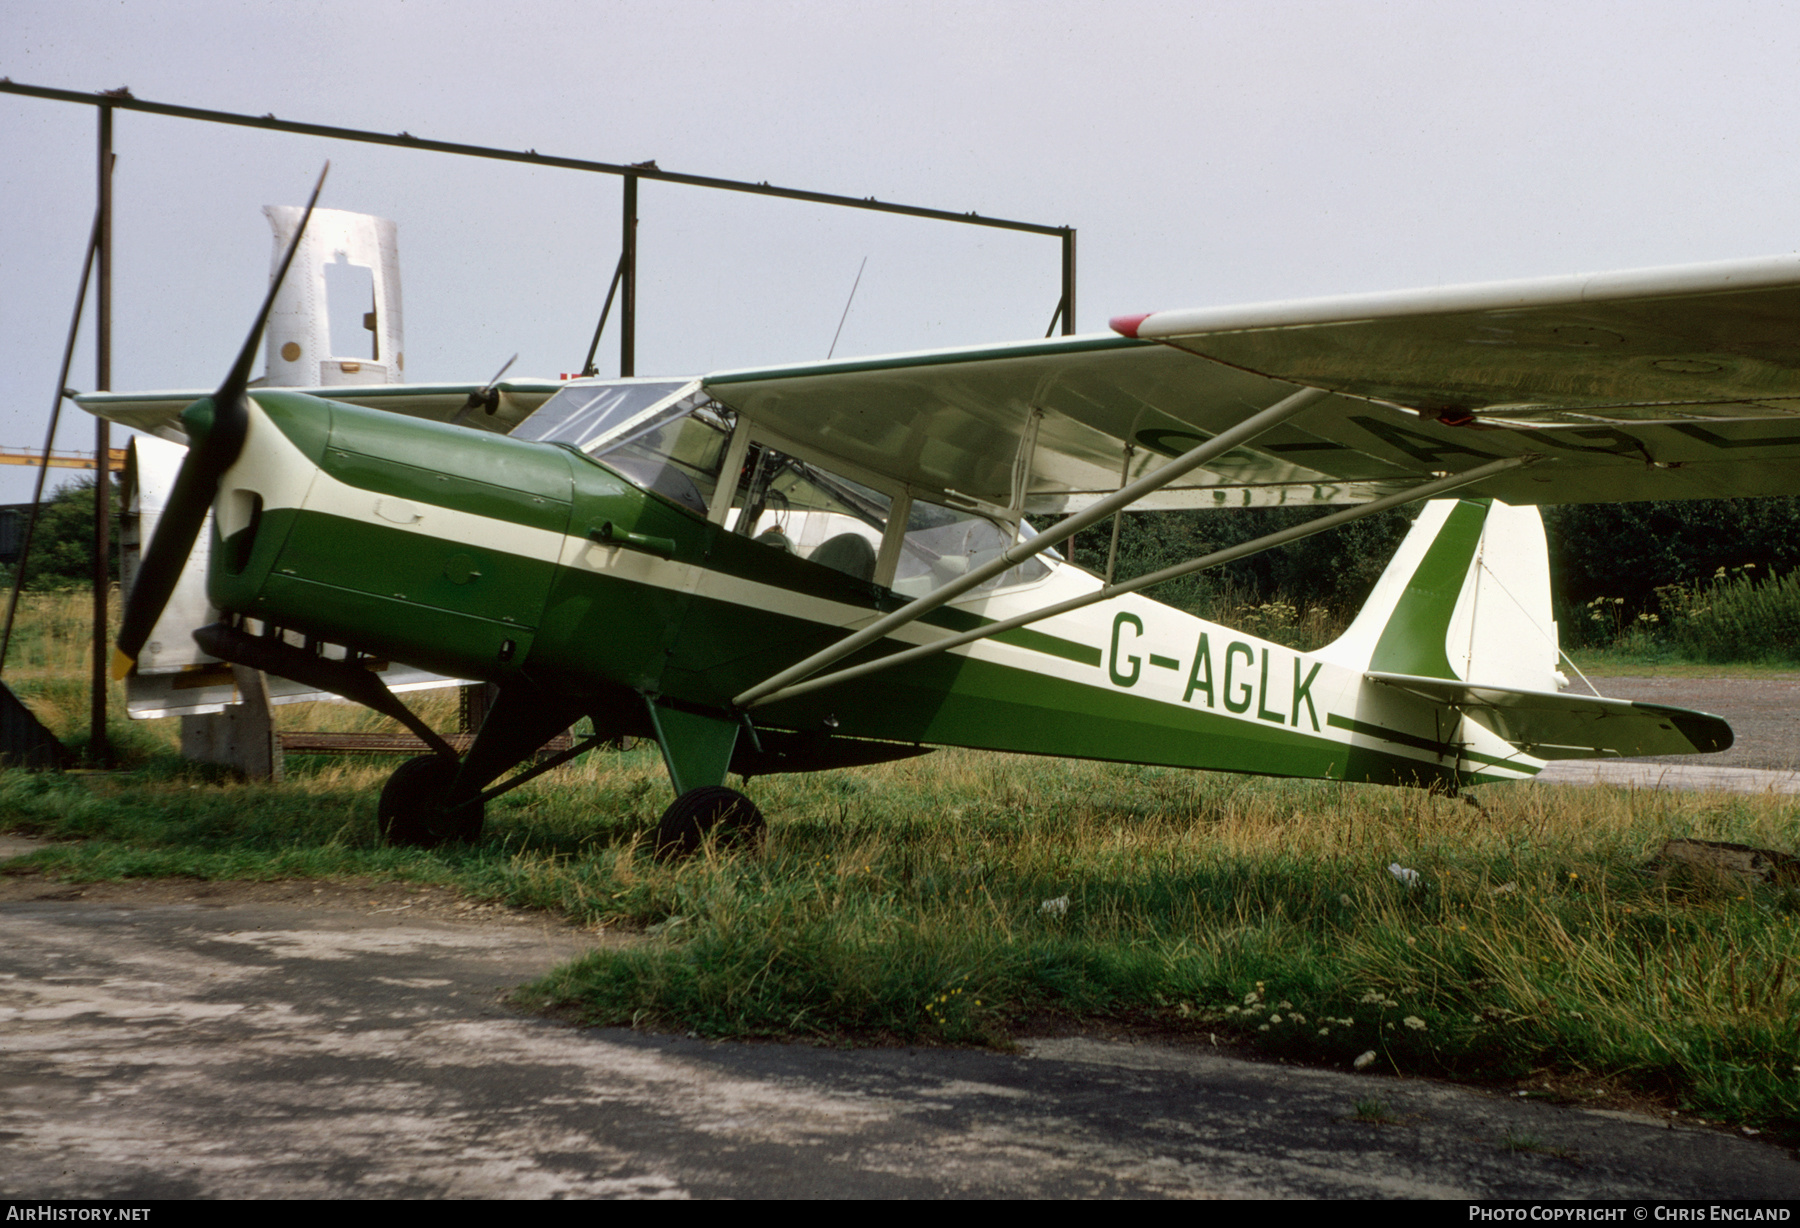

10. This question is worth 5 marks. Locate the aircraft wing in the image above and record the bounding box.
[704,252,1800,515]
[1366,671,1734,761]
[76,379,565,437]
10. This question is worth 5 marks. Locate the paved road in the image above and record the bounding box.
[3,863,1795,1200]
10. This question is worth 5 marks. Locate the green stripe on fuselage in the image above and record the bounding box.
[1325,711,1527,772]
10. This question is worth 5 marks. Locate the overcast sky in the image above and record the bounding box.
[5,1,1800,502]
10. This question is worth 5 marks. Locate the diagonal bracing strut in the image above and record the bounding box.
[741,454,1536,710]
[731,383,1333,709]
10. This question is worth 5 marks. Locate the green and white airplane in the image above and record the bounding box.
[94,173,1800,853]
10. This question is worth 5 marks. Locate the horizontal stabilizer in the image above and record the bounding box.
[1366,671,1733,760]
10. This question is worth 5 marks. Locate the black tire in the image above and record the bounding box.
[653,786,765,861]
[378,755,484,847]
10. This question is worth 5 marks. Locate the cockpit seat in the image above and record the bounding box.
[810,532,878,581]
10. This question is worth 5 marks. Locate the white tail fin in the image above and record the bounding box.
[1319,498,1561,692]
[1321,498,1732,761]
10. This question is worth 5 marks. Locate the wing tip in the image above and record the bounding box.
[1109,313,1151,339]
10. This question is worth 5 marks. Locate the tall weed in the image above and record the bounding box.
[1660,567,1800,664]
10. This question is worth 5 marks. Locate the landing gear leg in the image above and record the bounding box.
[377,681,589,848]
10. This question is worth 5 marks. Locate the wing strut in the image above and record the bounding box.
[732,385,1334,709]
[742,455,1534,710]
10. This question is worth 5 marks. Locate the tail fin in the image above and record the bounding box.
[1322,498,1733,762]
[1320,497,1561,692]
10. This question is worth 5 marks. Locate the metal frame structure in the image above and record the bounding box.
[0,80,1079,763]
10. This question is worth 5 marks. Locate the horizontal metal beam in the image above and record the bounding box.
[0,80,1071,239]
[0,446,124,471]
[746,455,1536,709]
[731,384,1331,709]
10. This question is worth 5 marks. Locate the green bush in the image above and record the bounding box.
[1660,566,1800,664]
[1,477,120,592]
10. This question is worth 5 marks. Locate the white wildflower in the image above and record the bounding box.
[1403,1015,1427,1031]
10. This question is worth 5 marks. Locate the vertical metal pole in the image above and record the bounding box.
[1060,229,1077,336]
[620,172,637,377]
[91,105,113,765]
[0,213,101,677]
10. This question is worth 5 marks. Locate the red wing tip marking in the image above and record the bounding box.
[1109,313,1151,338]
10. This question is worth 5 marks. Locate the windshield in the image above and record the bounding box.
[513,378,732,515]
[511,378,699,452]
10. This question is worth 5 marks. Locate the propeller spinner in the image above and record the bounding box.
[112,163,330,680]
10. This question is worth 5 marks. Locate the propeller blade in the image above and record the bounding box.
[451,353,519,426]
[112,164,330,679]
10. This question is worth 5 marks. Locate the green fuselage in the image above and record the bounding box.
[211,390,1531,790]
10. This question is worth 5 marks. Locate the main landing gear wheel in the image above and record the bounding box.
[378,755,484,847]
[653,786,766,862]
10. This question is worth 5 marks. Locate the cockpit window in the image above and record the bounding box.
[730,447,891,582]
[893,499,1050,597]
[513,378,734,515]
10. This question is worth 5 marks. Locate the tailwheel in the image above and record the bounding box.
[654,786,765,862]
[378,755,484,847]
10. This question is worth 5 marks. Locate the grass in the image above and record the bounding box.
[3,742,1799,1134]
[3,590,1800,1135]
[1501,1133,1572,1157]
